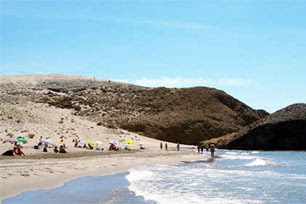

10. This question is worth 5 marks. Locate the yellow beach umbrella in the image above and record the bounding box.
[125,140,133,147]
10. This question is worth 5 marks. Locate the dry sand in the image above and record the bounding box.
[0,101,204,200]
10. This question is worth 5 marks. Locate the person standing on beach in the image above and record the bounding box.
[197,144,201,153]
[210,144,215,158]
[206,144,209,151]
[165,143,168,151]
[160,142,163,150]
[200,145,204,154]
[176,143,180,151]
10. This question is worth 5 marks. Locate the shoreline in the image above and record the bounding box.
[1,150,206,200]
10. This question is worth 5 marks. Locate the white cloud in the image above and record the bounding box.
[112,79,130,84]
[132,77,254,88]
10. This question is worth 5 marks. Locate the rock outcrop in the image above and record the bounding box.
[203,103,306,150]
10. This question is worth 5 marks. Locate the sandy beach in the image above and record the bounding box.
[0,101,204,200]
[0,149,204,200]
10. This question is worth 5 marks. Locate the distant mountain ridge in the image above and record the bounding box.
[0,74,268,145]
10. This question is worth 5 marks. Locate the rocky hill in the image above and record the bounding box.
[202,103,306,150]
[0,74,268,145]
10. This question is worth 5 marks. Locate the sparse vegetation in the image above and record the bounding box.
[0,75,268,145]
[28,133,35,139]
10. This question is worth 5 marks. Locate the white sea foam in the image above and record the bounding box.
[221,153,256,160]
[224,151,238,155]
[125,151,305,204]
[126,165,264,204]
[245,158,269,166]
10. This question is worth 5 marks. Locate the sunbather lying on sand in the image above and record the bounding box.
[13,146,25,156]
[59,145,67,153]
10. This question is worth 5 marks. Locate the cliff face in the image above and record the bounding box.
[203,104,306,150]
[0,74,268,145]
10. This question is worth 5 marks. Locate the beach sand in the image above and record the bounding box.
[0,149,203,200]
[0,101,204,200]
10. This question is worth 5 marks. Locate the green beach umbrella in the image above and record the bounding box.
[16,137,27,143]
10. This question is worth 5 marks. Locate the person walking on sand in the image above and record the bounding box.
[197,144,201,153]
[176,143,180,151]
[165,143,168,151]
[160,142,163,150]
[210,144,215,158]
[200,145,204,154]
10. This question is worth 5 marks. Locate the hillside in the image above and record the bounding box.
[0,74,268,145]
[202,103,306,150]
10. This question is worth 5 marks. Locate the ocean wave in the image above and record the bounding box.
[221,154,256,160]
[224,151,239,155]
[126,165,263,204]
[245,158,270,167]
[124,151,306,204]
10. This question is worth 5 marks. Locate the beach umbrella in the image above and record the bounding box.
[4,138,18,144]
[86,140,94,146]
[124,140,133,147]
[40,139,57,146]
[94,141,103,146]
[110,140,118,145]
[16,137,27,143]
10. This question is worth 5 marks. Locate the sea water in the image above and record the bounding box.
[3,150,306,204]
[122,150,306,204]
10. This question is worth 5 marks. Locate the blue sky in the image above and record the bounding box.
[1,0,306,113]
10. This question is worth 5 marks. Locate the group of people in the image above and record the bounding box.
[2,142,25,156]
[34,138,67,154]
[109,143,120,151]
[160,142,169,151]
[44,145,67,153]
[159,141,216,158]
[198,143,215,158]
[159,142,181,151]
[73,140,93,149]
[1,136,217,157]
[73,139,104,151]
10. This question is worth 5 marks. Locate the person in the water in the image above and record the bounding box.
[210,144,215,158]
